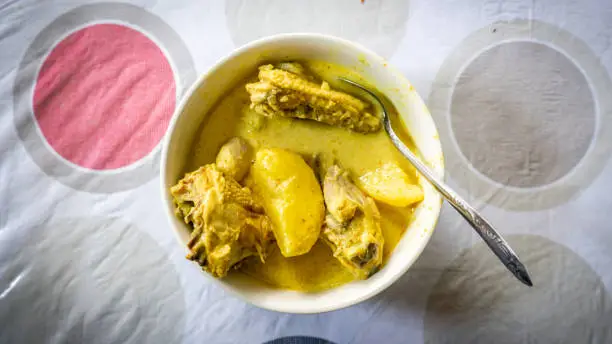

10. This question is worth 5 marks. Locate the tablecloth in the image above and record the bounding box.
[2,0,612,343]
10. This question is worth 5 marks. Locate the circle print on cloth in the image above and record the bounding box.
[0,217,185,344]
[428,20,612,210]
[263,337,337,344]
[451,42,595,188]
[33,24,175,170]
[13,3,196,193]
[423,235,612,343]
[225,0,410,58]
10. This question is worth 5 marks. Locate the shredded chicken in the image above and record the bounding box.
[171,141,273,278]
[319,164,384,279]
[245,64,381,133]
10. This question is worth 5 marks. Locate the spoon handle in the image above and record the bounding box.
[337,77,531,286]
[385,125,533,287]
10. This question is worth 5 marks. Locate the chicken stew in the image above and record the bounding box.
[171,62,423,292]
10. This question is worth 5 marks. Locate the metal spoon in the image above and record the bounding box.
[339,77,533,287]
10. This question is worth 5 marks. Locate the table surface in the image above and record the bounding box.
[2,0,612,343]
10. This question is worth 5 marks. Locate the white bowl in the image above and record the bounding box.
[160,33,444,314]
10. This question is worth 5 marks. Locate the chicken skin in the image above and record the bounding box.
[171,140,273,278]
[319,164,384,279]
[245,64,381,133]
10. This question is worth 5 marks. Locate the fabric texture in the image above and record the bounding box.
[1,0,611,343]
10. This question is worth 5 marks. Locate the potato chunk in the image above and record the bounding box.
[215,137,252,181]
[249,148,325,257]
[357,163,424,207]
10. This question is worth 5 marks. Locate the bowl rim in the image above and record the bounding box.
[160,32,445,314]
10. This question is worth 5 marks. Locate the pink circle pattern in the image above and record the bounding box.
[33,23,176,170]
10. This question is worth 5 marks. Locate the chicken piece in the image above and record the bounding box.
[171,164,273,278]
[215,137,252,181]
[323,165,363,224]
[277,62,310,79]
[320,164,384,279]
[245,64,381,133]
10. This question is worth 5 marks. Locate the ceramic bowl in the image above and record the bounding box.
[160,33,444,313]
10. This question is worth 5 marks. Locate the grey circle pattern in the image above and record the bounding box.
[424,235,612,344]
[264,337,337,344]
[0,217,185,343]
[225,0,410,58]
[451,41,595,188]
[428,20,612,210]
[12,3,196,193]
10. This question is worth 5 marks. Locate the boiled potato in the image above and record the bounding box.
[250,148,324,257]
[215,137,252,181]
[357,163,424,207]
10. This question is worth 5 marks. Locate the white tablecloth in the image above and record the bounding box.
[2,0,612,343]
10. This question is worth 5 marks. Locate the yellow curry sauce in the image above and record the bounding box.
[186,61,418,292]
